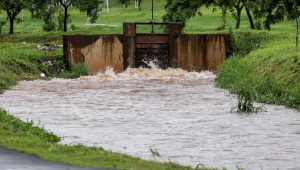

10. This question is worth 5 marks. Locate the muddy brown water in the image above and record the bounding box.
[0,67,300,170]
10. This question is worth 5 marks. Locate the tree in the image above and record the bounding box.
[117,0,142,9]
[29,0,104,32]
[163,0,214,28]
[0,2,6,34]
[233,0,244,29]
[57,0,75,32]
[249,0,300,30]
[0,0,30,34]
[214,0,255,29]
[162,0,255,30]
[76,0,103,24]
[214,0,244,29]
[118,0,130,8]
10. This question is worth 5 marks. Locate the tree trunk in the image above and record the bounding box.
[245,8,255,29]
[9,16,14,34]
[235,8,242,29]
[64,6,68,32]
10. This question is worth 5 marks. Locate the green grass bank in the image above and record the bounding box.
[0,0,300,169]
[215,29,300,112]
[1,109,210,170]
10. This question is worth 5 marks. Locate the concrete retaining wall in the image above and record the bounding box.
[64,31,230,73]
[178,34,231,72]
[63,34,123,73]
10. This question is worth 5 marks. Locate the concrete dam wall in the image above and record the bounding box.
[63,23,231,73]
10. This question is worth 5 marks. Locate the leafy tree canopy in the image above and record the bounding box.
[248,0,300,30]
[1,0,104,33]
[163,0,300,30]
[162,0,213,28]
[162,0,253,29]
[0,0,32,34]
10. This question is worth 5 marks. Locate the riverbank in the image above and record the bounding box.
[0,109,205,170]
[215,29,300,111]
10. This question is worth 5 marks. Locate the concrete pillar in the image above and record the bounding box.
[123,23,136,70]
[169,23,182,68]
[63,35,71,70]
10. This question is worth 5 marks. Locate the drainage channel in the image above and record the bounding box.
[0,68,300,170]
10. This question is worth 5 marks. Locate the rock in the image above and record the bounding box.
[40,73,46,78]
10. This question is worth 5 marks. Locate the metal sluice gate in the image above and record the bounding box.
[135,23,173,69]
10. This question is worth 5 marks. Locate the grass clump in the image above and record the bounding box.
[59,63,90,79]
[0,109,60,143]
[215,56,267,113]
[229,28,272,56]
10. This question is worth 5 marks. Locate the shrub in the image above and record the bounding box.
[255,21,262,30]
[215,56,266,113]
[229,27,270,56]
[59,63,89,79]
[71,24,76,31]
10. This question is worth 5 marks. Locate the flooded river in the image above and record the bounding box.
[0,67,300,170]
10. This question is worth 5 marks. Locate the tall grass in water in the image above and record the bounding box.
[215,56,266,113]
[215,55,300,112]
[216,28,300,112]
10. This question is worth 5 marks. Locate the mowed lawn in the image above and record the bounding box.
[0,0,296,35]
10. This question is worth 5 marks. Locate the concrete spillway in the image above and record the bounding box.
[63,22,231,73]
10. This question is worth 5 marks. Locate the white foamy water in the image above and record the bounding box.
[0,67,300,170]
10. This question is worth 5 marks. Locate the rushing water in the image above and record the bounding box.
[0,66,300,170]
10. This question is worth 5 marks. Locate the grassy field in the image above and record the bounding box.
[0,0,300,169]
[0,0,295,34]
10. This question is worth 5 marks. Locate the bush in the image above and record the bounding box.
[43,21,57,32]
[255,21,262,30]
[215,56,266,113]
[59,63,89,79]
[229,27,270,56]
[71,24,76,31]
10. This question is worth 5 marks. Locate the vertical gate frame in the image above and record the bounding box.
[123,22,182,70]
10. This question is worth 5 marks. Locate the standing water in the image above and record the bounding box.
[0,66,300,170]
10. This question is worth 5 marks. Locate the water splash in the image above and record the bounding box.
[86,62,215,81]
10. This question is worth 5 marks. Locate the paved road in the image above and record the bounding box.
[0,146,113,170]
